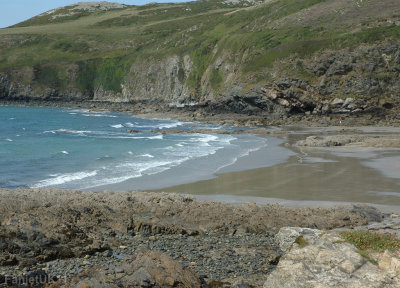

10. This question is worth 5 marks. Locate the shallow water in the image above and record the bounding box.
[0,106,281,190]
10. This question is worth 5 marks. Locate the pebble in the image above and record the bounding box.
[0,233,278,283]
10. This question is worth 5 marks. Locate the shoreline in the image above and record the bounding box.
[193,194,400,215]
[2,98,400,128]
[2,102,400,213]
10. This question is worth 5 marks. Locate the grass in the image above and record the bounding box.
[76,57,131,93]
[340,230,400,252]
[295,236,309,248]
[340,230,400,264]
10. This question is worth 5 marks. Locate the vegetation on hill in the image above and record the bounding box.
[0,0,399,107]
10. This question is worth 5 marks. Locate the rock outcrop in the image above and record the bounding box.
[264,227,400,287]
[296,134,400,147]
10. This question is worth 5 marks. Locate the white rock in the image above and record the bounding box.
[331,98,344,106]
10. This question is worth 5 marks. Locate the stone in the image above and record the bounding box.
[331,98,344,106]
[265,228,398,288]
[66,250,204,287]
[343,97,354,107]
[275,227,322,252]
[378,250,400,274]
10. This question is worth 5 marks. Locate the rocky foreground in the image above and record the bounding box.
[0,188,396,287]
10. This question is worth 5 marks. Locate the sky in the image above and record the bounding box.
[0,0,189,28]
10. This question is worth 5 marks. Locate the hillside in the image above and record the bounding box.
[0,0,399,122]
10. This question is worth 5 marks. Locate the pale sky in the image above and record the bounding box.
[0,0,190,28]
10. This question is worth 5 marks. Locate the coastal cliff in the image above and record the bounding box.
[0,0,399,121]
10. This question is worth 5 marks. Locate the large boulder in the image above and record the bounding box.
[264,227,399,287]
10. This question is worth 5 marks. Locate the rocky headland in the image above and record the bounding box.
[1,0,399,128]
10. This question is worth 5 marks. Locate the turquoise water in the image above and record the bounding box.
[0,106,282,190]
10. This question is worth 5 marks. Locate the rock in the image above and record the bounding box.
[343,97,354,107]
[265,228,399,287]
[67,250,204,287]
[128,267,154,287]
[232,280,253,287]
[275,227,321,252]
[296,134,400,148]
[331,98,344,106]
[378,250,400,275]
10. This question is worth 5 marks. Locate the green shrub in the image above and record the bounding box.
[340,230,400,252]
[210,68,223,90]
[33,65,64,88]
[295,236,309,248]
[76,57,129,93]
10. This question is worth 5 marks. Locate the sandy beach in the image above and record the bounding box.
[123,126,400,213]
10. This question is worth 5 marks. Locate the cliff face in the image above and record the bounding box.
[0,0,399,119]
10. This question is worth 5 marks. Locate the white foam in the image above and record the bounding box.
[96,155,111,160]
[80,160,180,189]
[54,129,87,134]
[69,109,90,113]
[111,124,124,129]
[109,135,163,140]
[82,113,117,118]
[148,135,163,140]
[125,122,136,127]
[4,138,13,142]
[157,121,184,129]
[140,154,155,158]
[215,141,268,173]
[32,170,98,188]
[60,151,69,155]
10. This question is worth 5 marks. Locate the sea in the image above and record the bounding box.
[0,105,288,191]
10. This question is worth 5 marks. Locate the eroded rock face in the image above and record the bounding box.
[264,227,399,288]
[2,42,399,120]
[123,56,194,105]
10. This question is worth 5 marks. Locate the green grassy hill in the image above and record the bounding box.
[0,0,399,117]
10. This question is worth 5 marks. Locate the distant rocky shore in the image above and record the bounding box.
[0,188,393,287]
[1,98,400,129]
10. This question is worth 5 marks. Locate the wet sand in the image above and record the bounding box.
[155,143,400,210]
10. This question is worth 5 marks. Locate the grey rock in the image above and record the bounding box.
[127,267,154,287]
[275,227,321,252]
[265,229,397,288]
